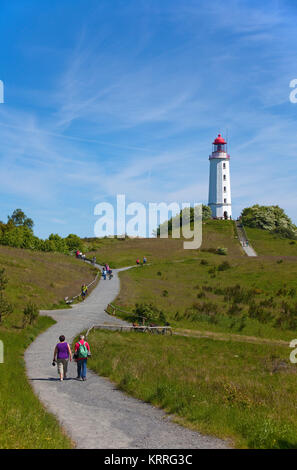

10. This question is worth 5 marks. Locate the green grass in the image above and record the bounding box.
[87,329,297,449]
[0,245,98,448]
[245,226,297,257]
[85,220,242,268]
[0,245,98,327]
[0,317,73,448]
[114,253,297,341]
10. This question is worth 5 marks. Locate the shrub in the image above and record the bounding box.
[241,205,297,239]
[216,247,228,255]
[133,303,167,325]
[197,291,206,299]
[22,302,39,328]
[218,261,231,271]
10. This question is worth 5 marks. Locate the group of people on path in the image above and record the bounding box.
[136,256,147,265]
[76,250,86,260]
[102,263,113,280]
[53,334,91,381]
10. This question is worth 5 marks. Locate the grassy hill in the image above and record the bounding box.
[86,220,297,341]
[83,220,297,448]
[0,247,97,448]
[245,226,297,257]
[2,220,297,449]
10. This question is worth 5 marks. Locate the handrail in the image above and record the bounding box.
[64,265,100,304]
[86,323,172,337]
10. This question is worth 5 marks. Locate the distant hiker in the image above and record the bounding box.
[143,256,147,264]
[53,335,72,381]
[102,267,107,280]
[105,264,110,272]
[74,335,91,381]
[81,284,88,300]
[108,269,113,280]
[92,256,96,265]
[136,258,140,265]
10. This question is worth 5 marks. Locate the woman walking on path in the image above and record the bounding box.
[53,335,72,381]
[74,335,91,381]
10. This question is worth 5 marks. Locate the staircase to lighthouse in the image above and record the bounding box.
[208,134,232,219]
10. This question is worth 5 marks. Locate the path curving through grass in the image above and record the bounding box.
[24,264,228,449]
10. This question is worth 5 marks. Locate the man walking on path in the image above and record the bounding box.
[74,335,91,381]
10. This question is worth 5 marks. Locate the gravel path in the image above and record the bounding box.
[25,265,229,449]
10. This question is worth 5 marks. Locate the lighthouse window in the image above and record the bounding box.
[223,175,226,180]
[224,186,226,192]
[223,163,226,169]
[224,198,227,203]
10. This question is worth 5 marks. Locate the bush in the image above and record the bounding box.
[216,247,228,255]
[22,303,39,328]
[241,205,297,239]
[133,303,167,325]
[218,261,231,271]
[200,259,208,265]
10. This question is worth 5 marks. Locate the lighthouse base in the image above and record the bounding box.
[208,203,232,220]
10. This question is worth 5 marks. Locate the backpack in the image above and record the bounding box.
[77,341,88,359]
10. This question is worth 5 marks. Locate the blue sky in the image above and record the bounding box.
[1,0,297,238]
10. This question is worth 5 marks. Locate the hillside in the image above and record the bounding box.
[84,220,297,449]
[0,245,97,328]
[85,220,297,341]
[0,246,97,449]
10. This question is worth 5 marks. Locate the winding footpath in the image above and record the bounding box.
[25,265,228,449]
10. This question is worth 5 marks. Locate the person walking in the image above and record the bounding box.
[74,335,91,381]
[81,284,88,300]
[53,335,72,381]
[81,284,86,300]
[102,267,107,280]
[143,256,147,264]
[136,258,140,265]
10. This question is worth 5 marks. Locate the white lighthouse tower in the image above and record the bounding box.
[208,134,232,219]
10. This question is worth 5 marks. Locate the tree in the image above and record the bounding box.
[241,205,297,239]
[156,204,212,236]
[7,209,34,230]
[65,234,84,252]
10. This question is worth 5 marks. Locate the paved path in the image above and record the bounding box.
[235,220,257,257]
[25,265,228,449]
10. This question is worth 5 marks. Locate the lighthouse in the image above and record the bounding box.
[208,134,232,219]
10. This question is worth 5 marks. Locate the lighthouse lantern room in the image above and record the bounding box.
[208,134,232,219]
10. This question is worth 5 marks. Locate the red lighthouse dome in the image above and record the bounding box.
[213,134,226,145]
[212,133,227,154]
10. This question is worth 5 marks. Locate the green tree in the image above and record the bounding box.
[241,205,297,239]
[65,234,84,252]
[7,209,34,230]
